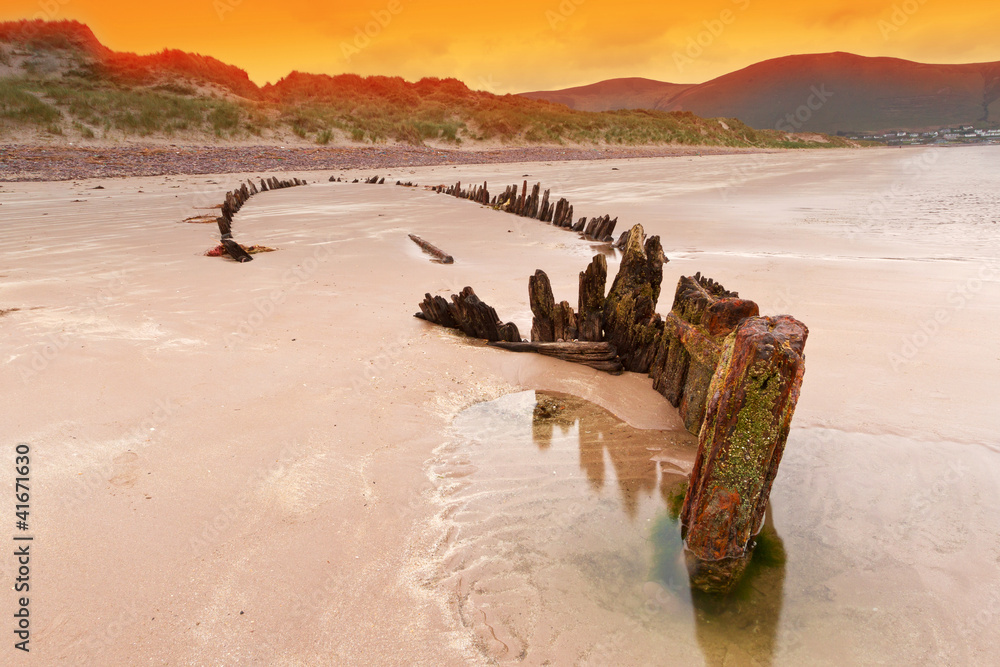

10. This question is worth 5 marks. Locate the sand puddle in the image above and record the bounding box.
[413,390,789,665]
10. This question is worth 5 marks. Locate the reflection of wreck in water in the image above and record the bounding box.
[438,389,789,665]
[532,393,659,520]
[531,390,787,665]
[690,508,786,667]
[650,501,787,667]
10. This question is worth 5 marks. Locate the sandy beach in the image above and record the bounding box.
[2,146,999,665]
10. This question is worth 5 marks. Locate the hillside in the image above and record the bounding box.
[520,78,693,112]
[0,20,855,148]
[521,52,1000,134]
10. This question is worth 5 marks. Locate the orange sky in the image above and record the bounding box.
[3,0,999,92]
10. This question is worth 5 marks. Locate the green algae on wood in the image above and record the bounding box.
[679,315,807,594]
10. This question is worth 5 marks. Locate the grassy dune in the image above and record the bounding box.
[0,20,859,149]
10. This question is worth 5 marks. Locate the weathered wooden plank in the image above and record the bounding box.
[488,340,624,374]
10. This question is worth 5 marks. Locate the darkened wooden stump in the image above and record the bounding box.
[577,254,607,342]
[680,315,807,594]
[602,224,664,373]
[415,287,520,343]
[221,238,253,263]
[528,270,577,342]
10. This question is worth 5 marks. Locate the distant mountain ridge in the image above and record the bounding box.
[521,53,1000,133]
[520,78,693,112]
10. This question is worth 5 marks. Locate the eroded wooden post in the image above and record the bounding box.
[649,273,759,434]
[577,255,607,342]
[602,224,664,372]
[529,270,577,342]
[680,315,808,594]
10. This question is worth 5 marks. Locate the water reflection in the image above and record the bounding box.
[648,501,787,667]
[531,391,788,663]
[533,394,658,518]
[437,389,787,664]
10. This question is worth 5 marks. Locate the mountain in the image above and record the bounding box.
[520,78,693,112]
[521,53,1000,133]
[0,20,856,148]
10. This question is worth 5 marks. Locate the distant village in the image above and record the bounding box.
[841,125,1000,146]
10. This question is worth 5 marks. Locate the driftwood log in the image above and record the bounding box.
[680,315,807,593]
[408,234,454,264]
[488,341,623,374]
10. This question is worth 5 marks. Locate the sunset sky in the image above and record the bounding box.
[3,0,999,92]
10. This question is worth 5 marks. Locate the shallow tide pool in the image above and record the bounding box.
[412,389,1000,666]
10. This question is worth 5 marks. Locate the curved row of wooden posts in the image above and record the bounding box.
[212,176,308,261]
[432,179,626,245]
[211,171,807,594]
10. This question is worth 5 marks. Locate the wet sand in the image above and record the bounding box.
[1,146,998,665]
